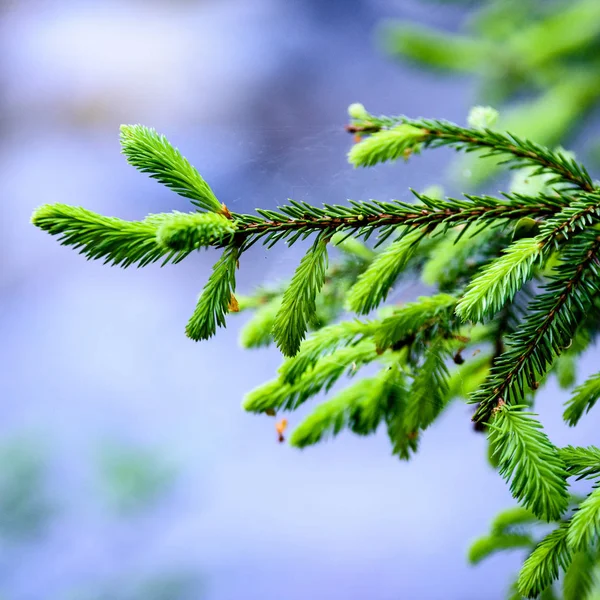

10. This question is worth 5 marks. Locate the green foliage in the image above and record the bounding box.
[348,109,594,192]
[381,23,489,72]
[373,294,457,351]
[279,319,374,384]
[380,0,600,186]
[445,353,491,401]
[560,446,600,481]
[348,124,425,167]
[402,339,450,440]
[185,246,239,341]
[346,229,423,314]
[32,98,600,599]
[471,231,600,422]
[97,443,176,515]
[0,440,55,541]
[243,341,377,413]
[563,371,600,426]
[490,506,538,535]
[555,352,577,390]
[289,369,397,448]
[562,550,597,600]
[420,226,500,290]
[567,487,600,551]
[239,297,281,348]
[120,124,223,213]
[31,204,192,268]
[468,533,533,565]
[273,237,329,356]
[518,523,572,598]
[456,237,541,322]
[156,211,236,251]
[487,405,568,521]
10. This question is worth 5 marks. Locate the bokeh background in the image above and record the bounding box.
[1,1,599,599]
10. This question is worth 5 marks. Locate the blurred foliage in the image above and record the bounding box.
[381,0,600,186]
[0,439,55,542]
[68,571,205,600]
[96,443,177,515]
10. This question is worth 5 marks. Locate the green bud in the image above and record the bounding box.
[348,103,369,120]
[467,106,499,130]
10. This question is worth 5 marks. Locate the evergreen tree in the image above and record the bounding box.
[382,0,600,187]
[32,103,600,598]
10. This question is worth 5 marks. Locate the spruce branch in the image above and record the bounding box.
[272,236,329,357]
[289,369,397,448]
[278,319,374,384]
[487,405,569,521]
[456,237,542,323]
[563,371,600,426]
[32,192,564,268]
[348,110,595,192]
[444,195,600,323]
[239,297,281,349]
[185,245,239,341]
[490,506,538,535]
[347,124,426,167]
[518,522,572,598]
[567,486,600,551]
[559,446,600,481]
[30,112,600,598]
[562,549,596,600]
[156,211,236,250]
[31,204,192,267]
[402,338,450,436]
[242,341,378,413]
[472,232,600,423]
[373,294,458,352]
[346,228,423,315]
[228,192,563,251]
[468,533,533,565]
[120,125,226,214]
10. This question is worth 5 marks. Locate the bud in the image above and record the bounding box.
[348,103,369,120]
[467,106,499,130]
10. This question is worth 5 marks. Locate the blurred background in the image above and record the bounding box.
[1,1,600,598]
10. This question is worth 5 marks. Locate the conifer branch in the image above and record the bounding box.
[456,237,542,323]
[562,549,596,600]
[289,370,396,448]
[472,232,600,422]
[348,111,595,192]
[559,446,600,481]
[346,228,423,314]
[468,533,533,565]
[272,236,329,357]
[278,319,374,384]
[373,294,458,352]
[490,506,538,535]
[563,371,600,426]
[185,245,239,341]
[455,195,600,323]
[567,486,600,551]
[487,405,569,521]
[242,341,378,413]
[229,192,563,250]
[156,211,236,250]
[402,339,450,437]
[30,111,600,599]
[31,204,193,267]
[518,522,572,598]
[120,125,227,214]
[239,297,281,349]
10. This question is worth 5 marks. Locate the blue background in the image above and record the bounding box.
[1,1,598,598]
